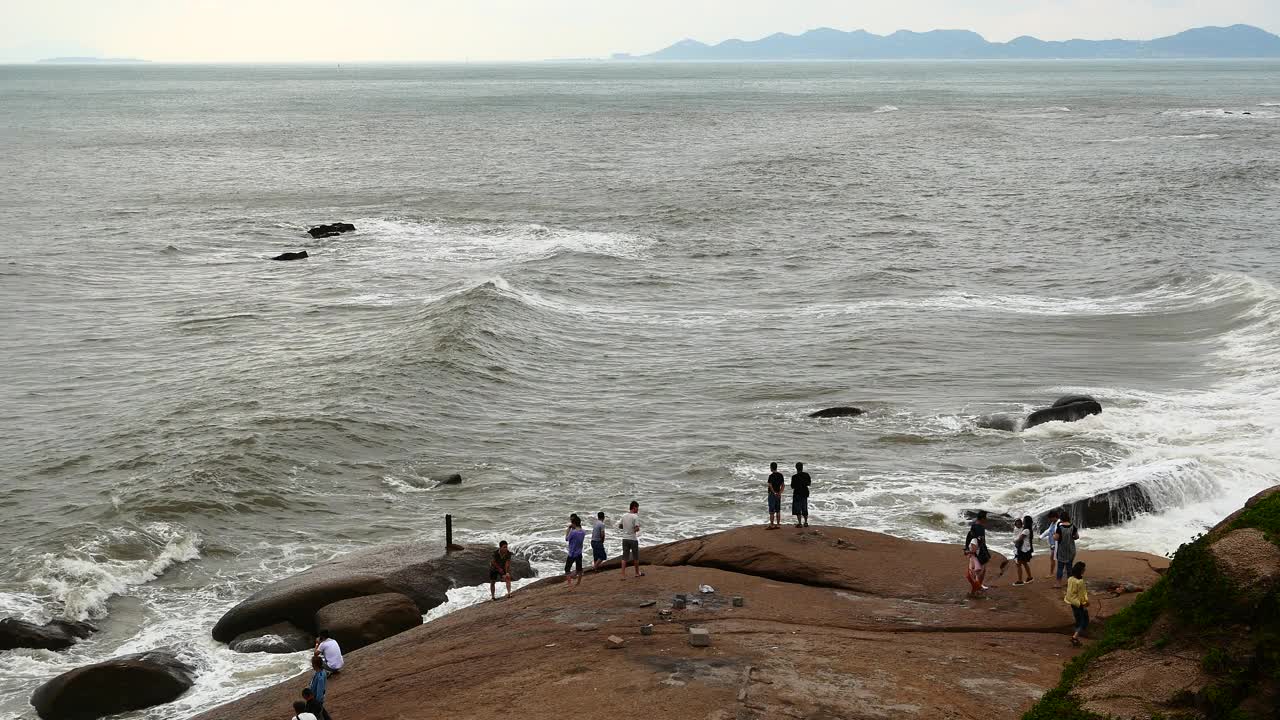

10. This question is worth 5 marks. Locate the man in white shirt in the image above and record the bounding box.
[617,500,644,579]
[292,700,318,720]
[315,629,344,675]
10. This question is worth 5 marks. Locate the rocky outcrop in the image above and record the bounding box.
[212,543,533,644]
[30,650,195,720]
[0,618,96,652]
[314,593,423,652]
[271,251,308,261]
[193,526,1166,720]
[977,413,1021,431]
[228,621,312,654]
[808,406,864,418]
[1024,484,1280,720]
[1024,396,1102,429]
[1042,482,1156,529]
[307,223,355,239]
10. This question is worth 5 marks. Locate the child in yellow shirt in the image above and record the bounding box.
[1064,561,1089,646]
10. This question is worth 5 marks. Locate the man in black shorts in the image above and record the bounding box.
[489,540,513,600]
[791,462,812,528]
[766,462,785,529]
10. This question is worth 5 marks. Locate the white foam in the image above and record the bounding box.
[1097,133,1220,143]
[351,218,654,265]
[27,524,201,621]
[873,105,899,113]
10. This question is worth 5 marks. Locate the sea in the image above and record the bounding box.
[1,59,1278,718]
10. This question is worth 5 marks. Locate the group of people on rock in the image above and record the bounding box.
[964,508,1091,645]
[289,630,343,720]
[488,499,649,600]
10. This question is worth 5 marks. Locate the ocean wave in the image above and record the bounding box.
[26,523,201,621]
[1096,133,1220,143]
[872,105,899,113]
[1161,108,1278,119]
[351,217,655,265]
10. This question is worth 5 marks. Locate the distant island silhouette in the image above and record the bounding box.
[37,57,149,64]
[622,24,1280,61]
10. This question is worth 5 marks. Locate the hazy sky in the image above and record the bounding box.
[2,0,1277,62]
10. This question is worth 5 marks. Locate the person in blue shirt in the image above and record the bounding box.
[564,513,586,587]
[306,655,332,720]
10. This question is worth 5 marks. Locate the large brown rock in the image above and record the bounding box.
[1208,527,1280,603]
[211,544,532,643]
[30,650,195,720]
[0,618,96,651]
[192,525,1167,720]
[314,593,423,652]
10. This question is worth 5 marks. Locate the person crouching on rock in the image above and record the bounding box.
[306,655,333,720]
[490,540,514,600]
[314,629,343,676]
[292,699,318,720]
[1065,561,1089,646]
[1012,516,1035,586]
[565,514,586,587]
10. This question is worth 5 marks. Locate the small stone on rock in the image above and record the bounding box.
[606,635,625,649]
[689,627,711,647]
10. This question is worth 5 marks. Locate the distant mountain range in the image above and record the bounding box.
[37,57,149,64]
[627,24,1280,61]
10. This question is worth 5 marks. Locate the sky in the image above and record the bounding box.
[2,0,1278,63]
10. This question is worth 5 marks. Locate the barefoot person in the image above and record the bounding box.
[314,630,343,676]
[1040,509,1061,579]
[591,511,608,571]
[790,462,812,528]
[564,514,586,586]
[1013,515,1035,586]
[766,462,785,529]
[1065,561,1089,646]
[618,501,644,579]
[965,537,986,598]
[489,540,514,600]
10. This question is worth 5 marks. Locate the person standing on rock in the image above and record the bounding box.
[1053,512,1080,588]
[790,462,812,528]
[314,629,343,676]
[490,540,514,600]
[1012,515,1035,586]
[307,655,334,720]
[591,511,608,571]
[766,462,785,529]
[1064,561,1089,646]
[1040,509,1061,580]
[618,501,645,579]
[963,511,990,593]
[565,514,586,587]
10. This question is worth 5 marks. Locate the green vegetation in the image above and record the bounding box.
[1022,490,1280,720]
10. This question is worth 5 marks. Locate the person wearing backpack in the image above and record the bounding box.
[1053,512,1080,588]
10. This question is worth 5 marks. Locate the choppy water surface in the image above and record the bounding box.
[1,60,1278,717]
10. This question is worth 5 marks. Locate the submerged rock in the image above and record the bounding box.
[212,543,533,643]
[0,618,96,652]
[271,251,308,261]
[808,406,864,418]
[314,593,422,652]
[30,650,195,720]
[1024,396,1102,429]
[1040,481,1155,529]
[976,413,1021,431]
[307,223,356,239]
[228,621,312,654]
